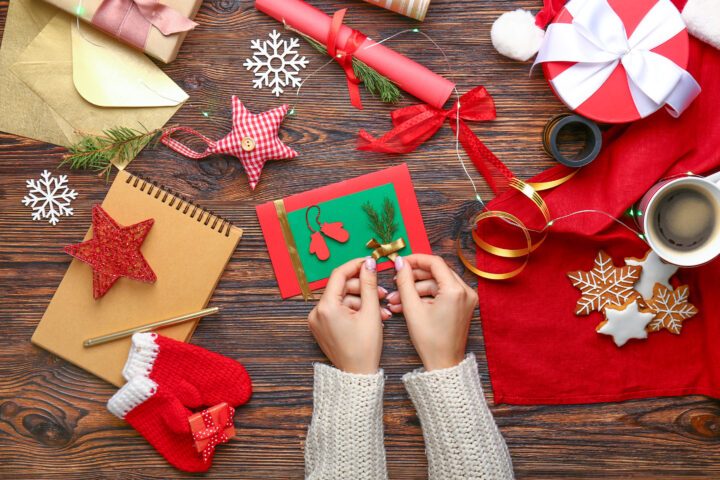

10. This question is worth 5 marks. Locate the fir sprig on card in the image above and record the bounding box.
[60,125,165,181]
[362,198,398,244]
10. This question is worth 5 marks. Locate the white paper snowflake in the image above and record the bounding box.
[22,170,78,225]
[244,30,309,96]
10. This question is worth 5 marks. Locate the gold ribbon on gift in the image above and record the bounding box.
[274,200,314,301]
[457,170,578,280]
[367,238,406,261]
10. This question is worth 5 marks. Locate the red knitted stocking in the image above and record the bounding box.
[122,333,252,409]
[107,376,212,472]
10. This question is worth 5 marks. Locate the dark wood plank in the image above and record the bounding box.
[1,0,719,478]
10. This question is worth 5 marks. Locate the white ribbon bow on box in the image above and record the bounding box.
[533,0,701,118]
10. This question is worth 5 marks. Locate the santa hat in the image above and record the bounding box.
[491,0,720,62]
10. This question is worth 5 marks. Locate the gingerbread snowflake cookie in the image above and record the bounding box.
[567,250,642,316]
[596,299,655,347]
[645,284,698,334]
[625,249,678,300]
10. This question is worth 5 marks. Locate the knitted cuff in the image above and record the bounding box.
[107,375,158,419]
[121,332,160,381]
[683,0,720,51]
[305,364,388,480]
[403,354,514,480]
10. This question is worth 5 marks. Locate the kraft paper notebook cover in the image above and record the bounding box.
[32,170,242,386]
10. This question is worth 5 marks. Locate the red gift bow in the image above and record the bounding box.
[327,9,367,110]
[191,405,235,464]
[93,0,198,51]
[357,86,512,194]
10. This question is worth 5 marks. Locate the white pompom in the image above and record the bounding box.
[491,9,546,62]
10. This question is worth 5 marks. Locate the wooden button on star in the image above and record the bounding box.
[241,137,256,152]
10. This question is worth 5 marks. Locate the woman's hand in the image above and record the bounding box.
[308,257,391,374]
[387,254,478,371]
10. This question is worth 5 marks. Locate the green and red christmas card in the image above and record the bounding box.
[256,164,431,298]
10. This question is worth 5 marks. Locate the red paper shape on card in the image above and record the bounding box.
[63,205,156,299]
[309,231,330,261]
[188,402,236,464]
[321,222,350,243]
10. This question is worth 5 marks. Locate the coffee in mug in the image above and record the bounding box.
[637,174,720,267]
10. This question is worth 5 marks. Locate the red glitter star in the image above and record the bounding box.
[64,205,156,299]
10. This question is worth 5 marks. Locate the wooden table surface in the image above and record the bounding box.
[2,0,719,478]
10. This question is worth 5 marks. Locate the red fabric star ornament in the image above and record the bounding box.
[64,205,156,299]
[160,96,297,190]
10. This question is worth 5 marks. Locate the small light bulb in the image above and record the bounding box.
[412,28,419,33]
[475,193,483,203]
[75,4,85,15]
[638,233,646,240]
[202,111,209,117]
[636,211,643,217]
[289,108,295,115]
[547,220,554,227]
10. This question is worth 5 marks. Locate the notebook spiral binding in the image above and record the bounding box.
[125,173,233,237]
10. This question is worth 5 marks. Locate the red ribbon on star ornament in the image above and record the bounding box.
[161,96,297,190]
[63,205,156,299]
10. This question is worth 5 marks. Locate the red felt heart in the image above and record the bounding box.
[321,222,350,243]
[309,231,330,261]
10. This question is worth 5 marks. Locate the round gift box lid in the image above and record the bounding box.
[542,0,689,124]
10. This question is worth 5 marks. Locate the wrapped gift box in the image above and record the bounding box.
[538,0,699,123]
[45,0,201,63]
[362,0,431,21]
[188,402,235,455]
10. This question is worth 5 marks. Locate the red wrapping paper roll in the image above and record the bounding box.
[255,0,455,109]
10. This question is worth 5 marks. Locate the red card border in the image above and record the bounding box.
[256,164,431,298]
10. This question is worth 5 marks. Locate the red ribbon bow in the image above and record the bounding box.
[357,86,512,194]
[327,9,367,110]
[192,405,235,463]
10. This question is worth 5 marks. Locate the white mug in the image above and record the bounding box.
[637,172,720,267]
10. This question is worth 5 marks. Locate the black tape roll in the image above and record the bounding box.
[542,114,602,168]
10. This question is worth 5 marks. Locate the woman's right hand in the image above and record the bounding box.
[388,254,478,371]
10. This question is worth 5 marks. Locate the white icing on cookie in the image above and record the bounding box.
[597,299,655,347]
[625,249,678,300]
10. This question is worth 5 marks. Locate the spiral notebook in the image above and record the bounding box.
[32,170,242,386]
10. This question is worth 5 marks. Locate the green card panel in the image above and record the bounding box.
[286,183,412,283]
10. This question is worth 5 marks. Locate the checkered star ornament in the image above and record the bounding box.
[161,96,297,189]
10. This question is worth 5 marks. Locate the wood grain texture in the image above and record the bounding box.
[1,0,719,478]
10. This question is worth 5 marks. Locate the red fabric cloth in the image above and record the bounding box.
[478,38,720,405]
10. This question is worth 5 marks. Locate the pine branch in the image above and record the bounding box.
[298,33,401,104]
[60,125,165,182]
[363,199,398,244]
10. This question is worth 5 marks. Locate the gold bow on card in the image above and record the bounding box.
[366,238,406,261]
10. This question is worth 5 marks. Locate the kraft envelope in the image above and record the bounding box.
[3,1,186,167]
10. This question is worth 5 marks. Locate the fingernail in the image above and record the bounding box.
[365,256,376,272]
[382,307,392,317]
[394,256,404,271]
[386,291,399,302]
[378,286,388,295]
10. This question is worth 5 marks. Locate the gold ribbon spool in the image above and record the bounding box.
[366,238,406,261]
[457,170,578,280]
[274,200,314,301]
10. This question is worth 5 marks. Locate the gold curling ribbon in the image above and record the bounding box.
[367,238,406,261]
[457,170,578,280]
[274,200,314,301]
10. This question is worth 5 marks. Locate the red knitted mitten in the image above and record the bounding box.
[122,332,252,409]
[107,376,214,472]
